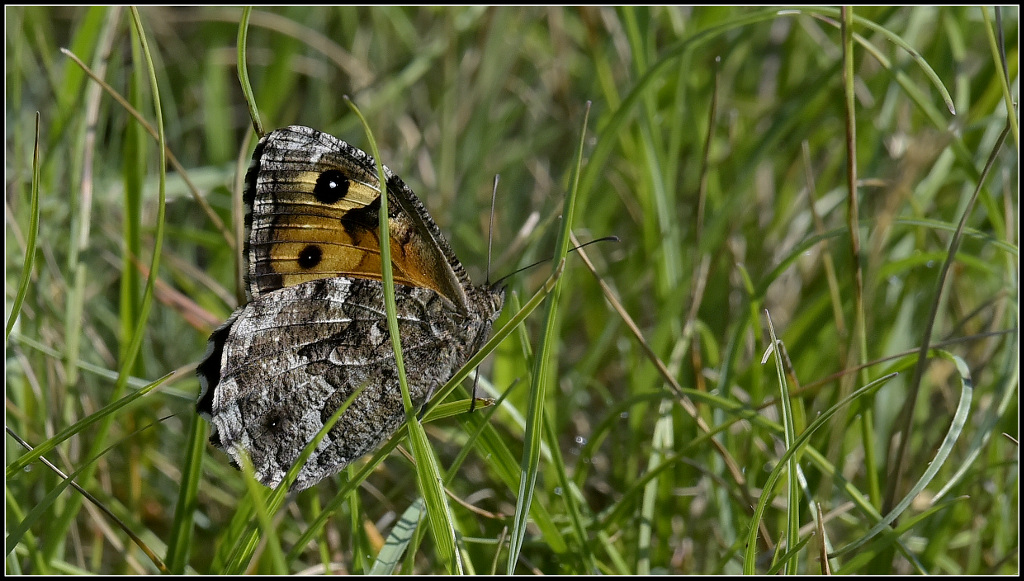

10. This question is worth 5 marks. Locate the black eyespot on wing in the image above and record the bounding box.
[314,169,350,204]
[264,410,283,431]
[298,245,323,269]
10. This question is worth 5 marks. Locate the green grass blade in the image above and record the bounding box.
[164,409,208,573]
[370,498,425,574]
[743,372,898,573]
[6,371,174,477]
[215,383,367,573]
[765,312,801,574]
[5,113,41,340]
[6,8,1014,574]
[831,352,974,558]
[507,102,591,573]
[236,6,263,137]
[347,96,461,573]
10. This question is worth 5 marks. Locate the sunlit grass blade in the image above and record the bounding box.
[507,101,590,573]
[764,312,801,574]
[370,498,425,574]
[347,95,461,572]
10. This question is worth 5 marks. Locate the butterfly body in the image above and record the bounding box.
[197,126,503,491]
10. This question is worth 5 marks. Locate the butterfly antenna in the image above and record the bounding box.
[492,235,620,287]
[486,174,499,286]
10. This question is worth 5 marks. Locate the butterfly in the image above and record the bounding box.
[196,125,504,491]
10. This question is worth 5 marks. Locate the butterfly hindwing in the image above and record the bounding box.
[198,277,497,490]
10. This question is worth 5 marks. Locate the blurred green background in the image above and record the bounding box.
[5,6,1018,574]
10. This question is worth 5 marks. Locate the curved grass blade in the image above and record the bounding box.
[236,7,263,137]
[5,113,41,340]
[742,371,897,573]
[830,351,974,558]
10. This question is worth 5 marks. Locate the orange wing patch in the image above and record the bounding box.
[249,168,460,303]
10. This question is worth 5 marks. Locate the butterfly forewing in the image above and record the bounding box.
[245,126,469,310]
